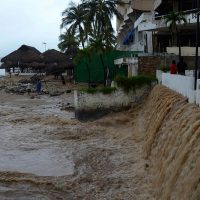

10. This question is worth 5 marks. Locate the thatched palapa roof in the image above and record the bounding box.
[1,45,74,73]
[42,49,68,63]
[42,49,73,69]
[1,45,42,66]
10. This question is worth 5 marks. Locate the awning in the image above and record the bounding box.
[123,27,136,45]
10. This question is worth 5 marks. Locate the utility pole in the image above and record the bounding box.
[195,0,200,90]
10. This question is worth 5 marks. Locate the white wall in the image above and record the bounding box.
[167,47,200,56]
[159,72,199,104]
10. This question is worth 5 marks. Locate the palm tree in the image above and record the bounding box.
[61,2,88,48]
[89,38,114,86]
[58,29,79,53]
[164,11,187,57]
[60,0,123,86]
[81,0,123,45]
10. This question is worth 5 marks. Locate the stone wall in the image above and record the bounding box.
[138,56,161,76]
[74,85,153,121]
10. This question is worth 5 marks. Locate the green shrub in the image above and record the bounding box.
[187,66,194,70]
[80,87,116,94]
[81,87,98,94]
[115,75,156,93]
[159,66,169,72]
[99,87,116,94]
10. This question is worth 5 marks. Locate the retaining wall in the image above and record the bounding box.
[74,86,152,120]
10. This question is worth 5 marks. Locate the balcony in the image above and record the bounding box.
[138,9,198,32]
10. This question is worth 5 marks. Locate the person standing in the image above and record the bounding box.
[170,60,177,74]
[61,75,66,85]
[177,57,187,75]
[36,79,42,94]
[27,82,31,95]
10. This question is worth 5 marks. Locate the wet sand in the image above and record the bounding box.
[0,90,152,199]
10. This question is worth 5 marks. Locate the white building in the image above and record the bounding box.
[116,0,199,74]
[117,0,198,54]
[117,0,153,53]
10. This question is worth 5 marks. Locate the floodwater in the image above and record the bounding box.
[0,92,152,199]
[0,94,75,177]
[143,85,200,200]
[0,85,199,199]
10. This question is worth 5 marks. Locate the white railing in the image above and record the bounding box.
[159,72,200,104]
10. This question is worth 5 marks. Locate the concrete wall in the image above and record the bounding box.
[159,72,200,105]
[74,86,152,120]
[157,70,194,84]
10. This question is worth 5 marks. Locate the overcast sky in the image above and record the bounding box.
[0,0,81,57]
[0,0,116,58]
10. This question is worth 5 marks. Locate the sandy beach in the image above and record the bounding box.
[0,76,153,199]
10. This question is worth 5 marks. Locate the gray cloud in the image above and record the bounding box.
[0,0,80,57]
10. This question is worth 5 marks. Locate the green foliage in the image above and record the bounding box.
[61,2,87,48]
[164,11,187,47]
[115,75,156,93]
[58,29,79,53]
[159,66,169,72]
[100,87,117,94]
[164,11,187,32]
[187,66,194,70]
[80,87,116,94]
[60,0,124,49]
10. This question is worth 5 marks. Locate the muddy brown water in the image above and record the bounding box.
[0,93,152,200]
[144,85,200,200]
[0,86,199,199]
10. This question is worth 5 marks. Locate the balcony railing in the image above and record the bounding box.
[138,9,198,31]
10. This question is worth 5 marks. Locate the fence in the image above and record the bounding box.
[157,71,200,105]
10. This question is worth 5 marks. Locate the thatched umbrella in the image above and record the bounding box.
[42,49,74,75]
[42,49,68,63]
[1,45,42,67]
